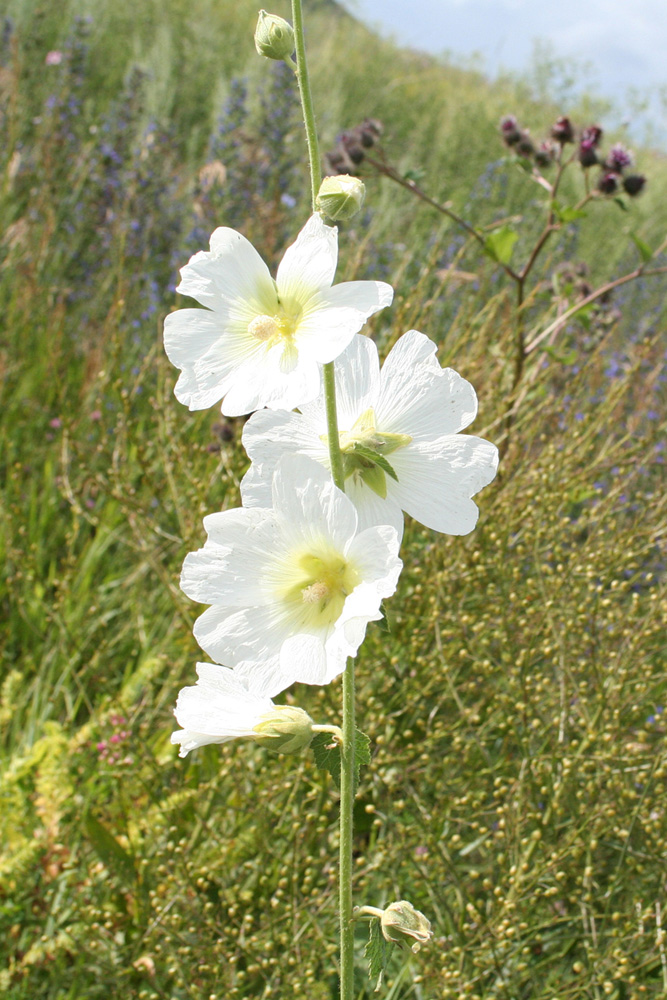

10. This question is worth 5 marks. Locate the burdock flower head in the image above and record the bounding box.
[163,215,393,415]
[499,114,521,146]
[605,143,633,172]
[550,115,574,144]
[623,174,646,196]
[598,171,620,195]
[578,125,603,167]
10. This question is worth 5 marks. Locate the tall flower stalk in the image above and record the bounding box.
[289,2,356,993]
[163,5,497,995]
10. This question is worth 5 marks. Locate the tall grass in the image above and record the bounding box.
[1,1,666,997]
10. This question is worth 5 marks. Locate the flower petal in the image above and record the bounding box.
[276,214,338,300]
[177,228,276,313]
[388,437,499,535]
[171,662,274,756]
[296,281,394,363]
[375,330,478,439]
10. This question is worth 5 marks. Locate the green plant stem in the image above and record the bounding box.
[290,5,355,998]
[290,0,320,212]
[338,657,356,999]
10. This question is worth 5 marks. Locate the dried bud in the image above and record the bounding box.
[316,174,366,221]
[253,705,314,754]
[550,115,574,144]
[254,10,295,61]
[340,130,365,165]
[598,171,620,195]
[499,114,521,146]
[359,118,383,147]
[515,130,535,159]
[623,173,646,196]
[535,140,556,167]
[604,142,633,172]
[380,901,433,953]
[578,139,598,168]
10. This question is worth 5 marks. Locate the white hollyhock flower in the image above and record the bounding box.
[180,456,402,697]
[241,330,499,539]
[171,662,314,757]
[163,214,393,416]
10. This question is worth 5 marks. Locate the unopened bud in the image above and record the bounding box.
[578,139,598,168]
[499,114,521,146]
[535,140,556,168]
[581,125,603,147]
[550,116,574,144]
[253,705,314,753]
[316,174,366,221]
[515,130,535,159]
[598,171,620,195]
[254,10,294,61]
[623,174,646,196]
[380,900,433,953]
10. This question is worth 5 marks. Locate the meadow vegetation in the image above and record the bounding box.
[1,0,666,997]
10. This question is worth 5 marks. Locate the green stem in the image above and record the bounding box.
[322,362,346,491]
[339,657,356,1000]
[290,5,355,998]
[291,0,321,212]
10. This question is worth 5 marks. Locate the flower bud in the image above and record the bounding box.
[581,125,603,147]
[499,114,521,146]
[253,705,314,754]
[254,10,295,61]
[623,173,646,196]
[515,130,535,159]
[550,115,574,144]
[578,139,598,168]
[535,140,556,168]
[598,171,620,195]
[380,900,433,953]
[316,174,366,221]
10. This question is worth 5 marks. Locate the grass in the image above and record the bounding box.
[1,1,666,998]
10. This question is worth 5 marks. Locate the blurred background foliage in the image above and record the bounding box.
[1,0,666,998]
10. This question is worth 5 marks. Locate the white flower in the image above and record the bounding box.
[241,330,499,539]
[163,214,393,416]
[171,662,314,757]
[180,455,402,697]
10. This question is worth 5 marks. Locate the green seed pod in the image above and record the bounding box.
[316,174,366,221]
[254,10,295,61]
[253,705,314,754]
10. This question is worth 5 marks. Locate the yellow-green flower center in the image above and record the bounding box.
[280,548,359,628]
[247,302,303,347]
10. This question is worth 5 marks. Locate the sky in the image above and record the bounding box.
[338,0,667,144]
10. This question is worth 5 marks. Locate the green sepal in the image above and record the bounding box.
[350,443,399,481]
[359,462,387,498]
[365,918,394,992]
[311,727,371,794]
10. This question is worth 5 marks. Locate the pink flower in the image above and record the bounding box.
[45,51,63,66]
